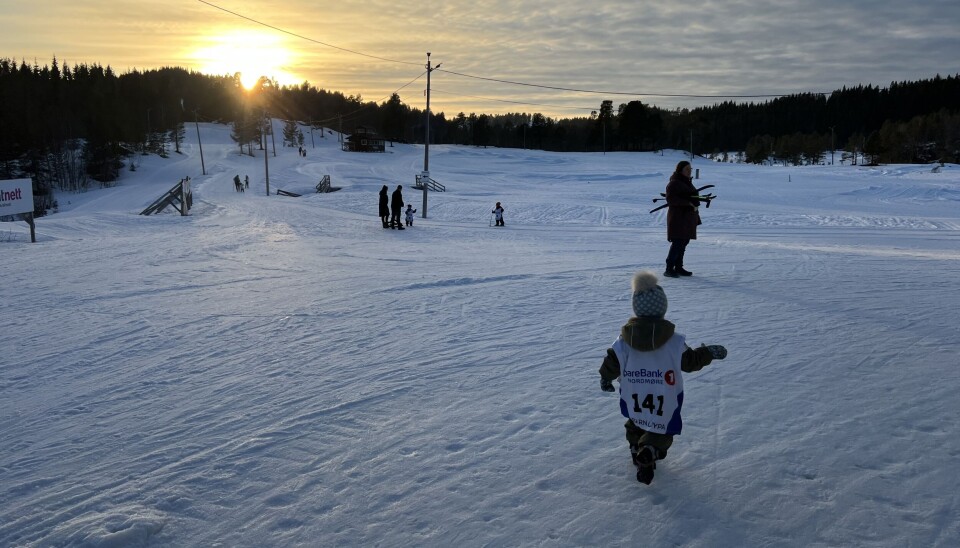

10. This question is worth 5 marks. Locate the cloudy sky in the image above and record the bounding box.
[3,0,958,117]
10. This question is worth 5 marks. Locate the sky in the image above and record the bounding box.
[2,122,959,545]
[2,0,959,117]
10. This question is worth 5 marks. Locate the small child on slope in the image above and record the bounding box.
[599,270,727,484]
[405,205,417,227]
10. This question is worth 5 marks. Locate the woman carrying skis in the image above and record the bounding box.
[664,161,700,277]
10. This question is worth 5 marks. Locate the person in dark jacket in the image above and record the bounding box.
[599,270,727,484]
[664,161,700,277]
[390,185,405,230]
[379,185,390,228]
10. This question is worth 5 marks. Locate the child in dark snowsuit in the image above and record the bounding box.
[599,271,727,484]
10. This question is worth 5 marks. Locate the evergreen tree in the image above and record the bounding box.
[231,110,259,155]
[863,132,883,165]
[380,93,407,143]
[170,122,186,154]
[745,135,773,164]
[282,119,300,147]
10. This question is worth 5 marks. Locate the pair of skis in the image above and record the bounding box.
[649,184,716,214]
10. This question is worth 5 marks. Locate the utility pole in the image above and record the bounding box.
[689,130,694,160]
[422,52,441,219]
[269,118,276,157]
[193,109,206,175]
[310,126,315,148]
[829,126,835,165]
[263,112,270,196]
[145,107,152,154]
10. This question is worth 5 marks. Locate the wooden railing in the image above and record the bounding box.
[414,174,446,192]
[141,177,192,216]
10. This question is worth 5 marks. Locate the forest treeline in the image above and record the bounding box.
[1,57,958,205]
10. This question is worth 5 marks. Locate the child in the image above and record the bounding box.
[492,202,505,226]
[599,271,727,484]
[405,205,417,227]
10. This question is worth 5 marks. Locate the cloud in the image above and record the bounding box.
[2,0,957,116]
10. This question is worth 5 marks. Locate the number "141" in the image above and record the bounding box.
[632,394,664,416]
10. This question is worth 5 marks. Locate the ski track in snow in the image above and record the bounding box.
[2,123,959,546]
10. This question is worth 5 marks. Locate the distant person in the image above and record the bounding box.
[405,204,417,227]
[391,185,405,230]
[379,185,390,228]
[492,202,505,226]
[664,161,699,277]
[244,175,249,190]
[598,270,727,484]
[233,174,242,192]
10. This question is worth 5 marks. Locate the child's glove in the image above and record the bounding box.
[600,377,615,392]
[703,344,727,360]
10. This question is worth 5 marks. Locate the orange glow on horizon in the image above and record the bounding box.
[188,29,299,89]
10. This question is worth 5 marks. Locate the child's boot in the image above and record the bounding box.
[634,445,658,485]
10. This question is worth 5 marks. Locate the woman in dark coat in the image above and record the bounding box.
[378,185,390,228]
[664,160,700,277]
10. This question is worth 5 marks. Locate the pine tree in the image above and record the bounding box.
[231,110,259,155]
[170,122,186,154]
[282,119,300,147]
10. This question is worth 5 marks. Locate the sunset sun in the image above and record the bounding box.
[190,30,298,89]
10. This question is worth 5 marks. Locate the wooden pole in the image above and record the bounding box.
[26,212,36,243]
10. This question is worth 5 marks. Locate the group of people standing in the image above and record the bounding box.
[379,185,415,229]
[377,186,502,231]
[372,160,700,273]
[232,174,249,192]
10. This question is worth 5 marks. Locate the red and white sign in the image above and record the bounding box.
[0,178,34,216]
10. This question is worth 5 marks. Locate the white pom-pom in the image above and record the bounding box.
[631,270,660,293]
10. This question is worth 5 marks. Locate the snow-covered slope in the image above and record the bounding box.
[2,122,959,546]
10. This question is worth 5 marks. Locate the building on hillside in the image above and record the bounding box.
[342,127,385,153]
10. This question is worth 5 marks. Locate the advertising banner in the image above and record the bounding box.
[0,178,34,216]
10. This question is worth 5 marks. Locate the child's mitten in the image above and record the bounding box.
[704,344,727,360]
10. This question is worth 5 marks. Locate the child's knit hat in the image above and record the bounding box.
[631,271,668,318]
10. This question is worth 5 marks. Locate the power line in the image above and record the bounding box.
[306,70,427,126]
[196,0,421,67]
[432,88,596,113]
[197,0,822,104]
[435,68,818,99]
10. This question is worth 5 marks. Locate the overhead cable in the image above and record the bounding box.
[435,68,818,99]
[196,0,421,67]
[197,0,822,102]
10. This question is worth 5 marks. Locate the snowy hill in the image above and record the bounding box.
[2,121,959,547]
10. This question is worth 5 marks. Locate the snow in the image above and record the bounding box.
[2,122,959,547]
